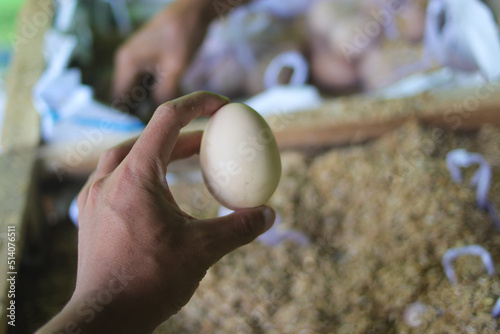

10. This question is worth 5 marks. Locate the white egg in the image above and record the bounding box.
[200,103,281,209]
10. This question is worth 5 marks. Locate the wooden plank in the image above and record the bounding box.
[0,150,38,333]
[1,0,52,151]
[0,0,51,333]
[42,82,500,175]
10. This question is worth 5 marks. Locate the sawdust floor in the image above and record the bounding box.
[15,121,500,334]
[161,121,500,334]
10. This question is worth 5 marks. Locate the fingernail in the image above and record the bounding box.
[263,207,275,231]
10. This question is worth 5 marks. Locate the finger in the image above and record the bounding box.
[94,136,139,179]
[152,59,185,104]
[193,206,275,264]
[112,47,143,101]
[129,91,229,175]
[169,131,203,163]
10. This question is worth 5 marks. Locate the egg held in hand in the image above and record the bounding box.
[200,103,281,210]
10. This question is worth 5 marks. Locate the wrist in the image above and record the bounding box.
[37,290,162,334]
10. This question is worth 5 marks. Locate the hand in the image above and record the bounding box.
[112,0,215,104]
[37,91,276,334]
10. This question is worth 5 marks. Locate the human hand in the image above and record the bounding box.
[37,91,276,334]
[112,0,215,104]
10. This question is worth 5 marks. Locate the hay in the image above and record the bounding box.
[160,122,500,333]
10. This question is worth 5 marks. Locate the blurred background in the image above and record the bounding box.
[2,0,500,333]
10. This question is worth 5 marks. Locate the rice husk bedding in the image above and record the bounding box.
[159,121,500,334]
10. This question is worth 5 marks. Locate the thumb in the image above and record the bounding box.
[195,206,275,264]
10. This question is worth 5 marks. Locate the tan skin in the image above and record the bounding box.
[112,0,250,104]
[113,0,213,103]
[37,92,275,333]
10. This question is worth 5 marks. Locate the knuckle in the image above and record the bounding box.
[113,162,143,186]
[156,102,176,115]
[87,177,106,203]
[156,103,181,125]
[99,148,122,167]
[101,165,145,212]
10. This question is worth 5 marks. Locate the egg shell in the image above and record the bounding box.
[200,103,282,210]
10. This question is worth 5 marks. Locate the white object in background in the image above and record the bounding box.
[250,0,320,18]
[53,2,94,66]
[104,0,133,37]
[245,50,322,116]
[33,29,78,137]
[0,79,6,154]
[245,85,322,116]
[69,197,79,227]
[34,67,144,143]
[424,0,500,81]
[54,0,78,32]
[44,97,144,144]
[376,67,486,99]
[446,149,499,230]
[40,29,78,79]
[218,206,310,246]
[0,46,10,153]
[264,50,309,89]
[446,149,491,209]
[33,26,144,144]
[376,68,453,99]
[34,28,78,139]
[166,173,178,186]
[442,245,495,285]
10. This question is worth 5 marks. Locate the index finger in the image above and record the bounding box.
[112,47,142,101]
[128,91,229,175]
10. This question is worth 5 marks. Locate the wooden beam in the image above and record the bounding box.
[1,0,51,151]
[0,150,38,332]
[270,84,500,149]
[44,83,500,175]
[0,0,51,333]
